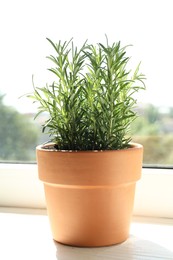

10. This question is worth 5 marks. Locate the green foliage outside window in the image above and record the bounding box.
[0,93,172,165]
[0,95,38,161]
[132,104,173,165]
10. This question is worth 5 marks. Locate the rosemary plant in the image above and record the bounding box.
[30,37,145,150]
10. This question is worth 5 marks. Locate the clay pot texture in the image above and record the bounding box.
[36,143,143,247]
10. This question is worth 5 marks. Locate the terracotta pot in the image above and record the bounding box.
[36,143,143,247]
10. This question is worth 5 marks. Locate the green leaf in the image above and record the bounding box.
[27,36,146,150]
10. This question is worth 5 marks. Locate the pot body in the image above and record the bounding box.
[36,143,143,247]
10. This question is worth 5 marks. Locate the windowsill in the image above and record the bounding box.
[0,207,173,259]
[1,165,173,218]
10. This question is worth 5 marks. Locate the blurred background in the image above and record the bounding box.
[0,0,173,166]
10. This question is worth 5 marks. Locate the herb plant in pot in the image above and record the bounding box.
[30,37,145,247]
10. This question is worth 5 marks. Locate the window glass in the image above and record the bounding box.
[0,0,173,166]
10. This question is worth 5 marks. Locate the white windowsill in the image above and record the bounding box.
[0,164,173,218]
[0,207,173,260]
[1,165,173,258]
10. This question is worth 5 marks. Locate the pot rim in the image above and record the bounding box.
[36,142,143,153]
[36,142,143,185]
